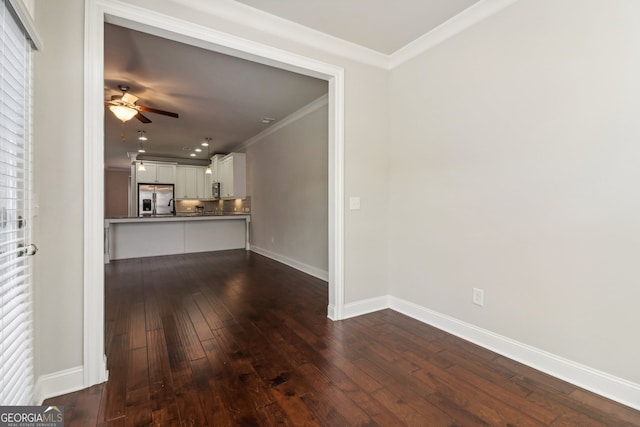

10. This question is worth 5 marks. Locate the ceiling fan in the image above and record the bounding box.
[106,85,179,123]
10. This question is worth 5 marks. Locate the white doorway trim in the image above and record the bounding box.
[84,0,345,386]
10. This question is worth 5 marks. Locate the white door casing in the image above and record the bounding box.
[84,0,345,387]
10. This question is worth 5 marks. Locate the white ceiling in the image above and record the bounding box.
[233,0,482,54]
[104,1,485,169]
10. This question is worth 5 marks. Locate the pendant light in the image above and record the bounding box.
[138,161,146,171]
[204,138,212,174]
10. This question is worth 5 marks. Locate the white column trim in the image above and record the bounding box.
[83,0,108,387]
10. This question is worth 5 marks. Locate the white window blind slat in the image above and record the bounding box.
[4,354,32,402]
[1,292,29,324]
[5,318,29,355]
[0,0,34,405]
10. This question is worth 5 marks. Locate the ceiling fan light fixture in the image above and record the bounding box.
[109,105,137,122]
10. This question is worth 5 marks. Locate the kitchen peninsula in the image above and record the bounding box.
[104,213,250,263]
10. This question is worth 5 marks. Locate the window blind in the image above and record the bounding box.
[0,0,34,405]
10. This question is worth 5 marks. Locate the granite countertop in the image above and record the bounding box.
[105,213,250,224]
[174,211,250,217]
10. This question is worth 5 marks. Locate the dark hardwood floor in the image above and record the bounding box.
[45,250,640,426]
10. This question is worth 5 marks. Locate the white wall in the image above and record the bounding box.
[32,0,85,377]
[246,100,328,278]
[389,0,640,384]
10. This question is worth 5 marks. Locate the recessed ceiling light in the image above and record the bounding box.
[261,117,275,124]
[189,153,196,157]
[201,142,209,147]
[138,148,145,153]
[195,148,202,152]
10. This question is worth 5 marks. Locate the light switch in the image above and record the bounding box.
[349,196,361,210]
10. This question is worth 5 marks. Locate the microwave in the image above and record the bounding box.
[212,182,220,199]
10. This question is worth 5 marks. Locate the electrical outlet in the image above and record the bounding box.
[473,288,484,306]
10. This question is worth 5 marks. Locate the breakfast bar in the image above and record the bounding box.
[104,214,251,263]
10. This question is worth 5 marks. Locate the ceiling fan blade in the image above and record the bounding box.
[138,105,179,118]
[135,112,152,123]
[122,93,138,104]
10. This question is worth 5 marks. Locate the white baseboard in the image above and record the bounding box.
[338,294,640,412]
[390,296,640,412]
[251,245,328,281]
[342,295,389,319]
[34,365,85,405]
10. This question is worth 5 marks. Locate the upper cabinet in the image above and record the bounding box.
[175,165,206,199]
[218,153,246,200]
[136,162,176,184]
[209,154,226,183]
[133,154,245,200]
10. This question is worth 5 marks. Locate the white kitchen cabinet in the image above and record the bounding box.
[175,165,206,199]
[136,162,175,184]
[174,166,187,198]
[204,168,213,199]
[195,168,205,198]
[219,153,246,199]
[207,154,225,199]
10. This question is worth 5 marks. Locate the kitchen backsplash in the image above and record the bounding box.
[176,197,251,214]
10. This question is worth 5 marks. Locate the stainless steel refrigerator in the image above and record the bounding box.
[138,184,174,216]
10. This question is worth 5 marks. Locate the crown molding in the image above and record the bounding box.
[166,0,520,70]
[389,0,520,68]
[237,94,328,152]
[167,0,389,69]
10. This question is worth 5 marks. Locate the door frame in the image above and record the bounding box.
[84,0,345,385]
